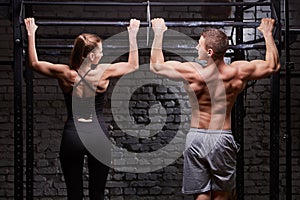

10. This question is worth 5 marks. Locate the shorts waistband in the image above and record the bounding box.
[189,128,232,135]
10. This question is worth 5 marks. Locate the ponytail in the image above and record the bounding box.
[70,34,102,70]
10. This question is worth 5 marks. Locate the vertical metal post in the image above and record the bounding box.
[25,5,34,199]
[12,0,24,199]
[234,1,245,199]
[25,58,34,200]
[270,0,281,199]
[284,0,292,199]
[146,0,151,47]
[234,94,244,200]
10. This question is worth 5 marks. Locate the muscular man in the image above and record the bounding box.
[150,18,280,200]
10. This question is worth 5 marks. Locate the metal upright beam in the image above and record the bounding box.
[234,1,245,200]
[25,5,34,199]
[284,0,292,199]
[13,0,24,199]
[270,0,281,199]
[25,56,34,200]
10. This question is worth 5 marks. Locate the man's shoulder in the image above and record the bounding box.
[230,60,250,68]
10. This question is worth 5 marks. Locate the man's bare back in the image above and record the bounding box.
[150,17,280,200]
[150,18,279,131]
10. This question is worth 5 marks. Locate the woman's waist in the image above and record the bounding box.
[67,111,105,120]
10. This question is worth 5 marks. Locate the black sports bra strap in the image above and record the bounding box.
[74,69,95,92]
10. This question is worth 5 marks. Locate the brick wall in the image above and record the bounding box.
[0,5,14,196]
[0,0,299,199]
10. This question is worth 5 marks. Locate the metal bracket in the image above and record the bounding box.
[285,62,295,70]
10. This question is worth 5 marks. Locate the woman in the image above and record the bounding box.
[24,17,140,200]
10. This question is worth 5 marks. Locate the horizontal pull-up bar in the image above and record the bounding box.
[30,44,265,50]
[166,21,260,28]
[149,2,271,7]
[0,2,10,6]
[23,1,146,6]
[242,0,267,11]
[0,61,13,65]
[282,28,300,34]
[23,1,271,7]
[34,20,260,28]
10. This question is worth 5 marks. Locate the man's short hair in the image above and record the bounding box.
[201,28,229,61]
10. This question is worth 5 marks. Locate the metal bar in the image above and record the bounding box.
[270,0,281,199]
[271,3,279,23]
[31,16,238,22]
[234,94,244,200]
[25,64,34,200]
[242,0,267,11]
[27,44,266,50]
[0,61,13,65]
[281,71,299,77]
[285,62,292,198]
[149,1,271,6]
[166,21,260,27]
[284,0,292,199]
[13,0,24,199]
[20,33,231,41]
[25,5,34,200]
[35,21,138,26]
[0,2,10,6]
[234,1,245,199]
[23,1,271,7]
[23,1,147,6]
[270,61,280,200]
[146,0,151,47]
[282,28,300,34]
[230,44,265,50]
[34,20,260,27]
[241,38,265,45]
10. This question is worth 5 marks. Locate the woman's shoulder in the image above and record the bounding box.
[59,64,76,75]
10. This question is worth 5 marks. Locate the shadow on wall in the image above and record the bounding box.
[199,0,232,20]
[0,4,11,20]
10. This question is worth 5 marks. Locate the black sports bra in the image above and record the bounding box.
[63,69,106,120]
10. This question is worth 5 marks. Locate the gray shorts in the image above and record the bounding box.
[182,128,239,194]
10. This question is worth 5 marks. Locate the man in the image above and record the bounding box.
[150,18,280,200]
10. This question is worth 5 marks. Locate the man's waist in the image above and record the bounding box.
[189,127,232,134]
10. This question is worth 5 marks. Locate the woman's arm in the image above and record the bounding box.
[24,18,69,78]
[101,18,140,79]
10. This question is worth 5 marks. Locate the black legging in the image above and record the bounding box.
[60,119,109,200]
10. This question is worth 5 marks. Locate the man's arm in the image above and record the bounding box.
[150,18,201,82]
[233,18,280,80]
